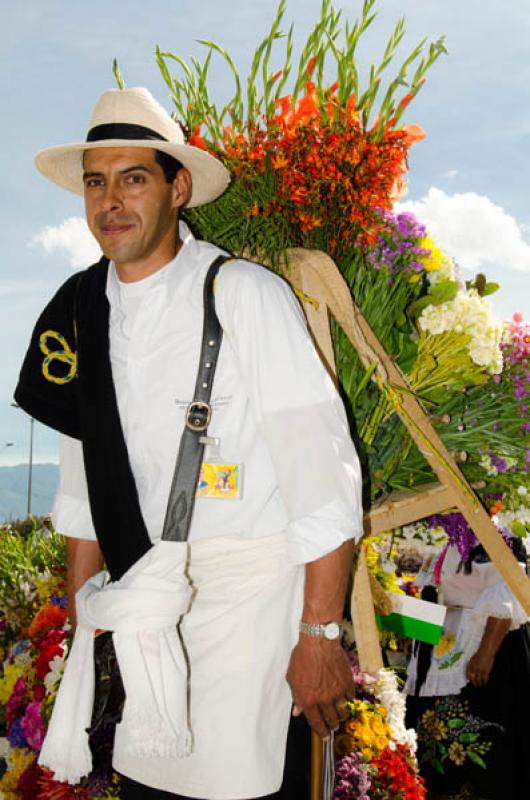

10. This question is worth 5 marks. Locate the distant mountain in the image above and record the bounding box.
[0,463,59,522]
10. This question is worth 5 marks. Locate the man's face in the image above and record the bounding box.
[83,147,190,273]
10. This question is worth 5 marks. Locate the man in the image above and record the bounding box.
[15,87,363,800]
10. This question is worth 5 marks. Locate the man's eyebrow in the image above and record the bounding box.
[82,165,154,181]
[119,165,154,175]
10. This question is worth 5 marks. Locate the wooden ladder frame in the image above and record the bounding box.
[283,248,530,799]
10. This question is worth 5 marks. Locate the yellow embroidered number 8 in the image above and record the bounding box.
[39,330,77,385]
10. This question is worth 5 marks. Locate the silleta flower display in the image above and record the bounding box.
[1,1,529,797]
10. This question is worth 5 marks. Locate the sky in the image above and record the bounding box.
[1,0,529,467]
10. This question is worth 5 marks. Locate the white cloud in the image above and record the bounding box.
[443,169,458,180]
[31,217,101,269]
[396,188,530,273]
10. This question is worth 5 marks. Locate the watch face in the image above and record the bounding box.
[324,622,340,641]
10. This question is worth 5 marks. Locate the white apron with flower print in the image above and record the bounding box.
[405,545,527,697]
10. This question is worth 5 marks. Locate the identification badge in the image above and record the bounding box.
[196,463,243,499]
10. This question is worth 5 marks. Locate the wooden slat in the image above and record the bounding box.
[365,482,456,535]
[351,550,385,673]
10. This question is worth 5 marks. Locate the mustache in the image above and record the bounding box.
[95,214,135,228]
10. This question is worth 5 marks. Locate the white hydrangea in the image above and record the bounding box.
[493,505,530,535]
[419,289,503,373]
[373,668,417,751]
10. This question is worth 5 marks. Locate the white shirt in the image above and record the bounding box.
[52,222,363,564]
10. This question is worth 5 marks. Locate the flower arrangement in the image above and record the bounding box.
[116,0,530,511]
[0,520,120,799]
[334,655,425,799]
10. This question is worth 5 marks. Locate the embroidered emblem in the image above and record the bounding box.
[39,330,77,384]
[196,463,242,499]
[294,287,320,311]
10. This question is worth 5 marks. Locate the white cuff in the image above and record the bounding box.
[52,492,97,541]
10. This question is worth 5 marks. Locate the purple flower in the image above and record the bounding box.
[334,753,371,800]
[8,717,29,749]
[429,511,514,562]
[490,454,508,473]
[50,593,68,609]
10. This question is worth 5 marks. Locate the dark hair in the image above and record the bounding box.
[155,149,184,183]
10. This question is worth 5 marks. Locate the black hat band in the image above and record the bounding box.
[86,123,168,143]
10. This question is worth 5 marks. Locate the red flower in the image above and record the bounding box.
[35,642,64,680]
[37,769,92,799]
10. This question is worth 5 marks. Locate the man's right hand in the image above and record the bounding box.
[286,636,354,739]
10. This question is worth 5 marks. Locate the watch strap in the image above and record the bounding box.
[299,621,343,639]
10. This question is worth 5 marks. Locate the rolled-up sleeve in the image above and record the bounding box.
[52,434,97,540]
[217,261,364,564]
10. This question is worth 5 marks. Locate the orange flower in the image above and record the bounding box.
[27,604,67,642]
[188,125,207,150]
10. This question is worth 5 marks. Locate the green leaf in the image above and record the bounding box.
[431,758,445,774]
[512,520,527,538]
[458,732,479,743]
[482,282,500,296]
[467,750,487,769]
[448,718,465,729]
[112,58,126,90]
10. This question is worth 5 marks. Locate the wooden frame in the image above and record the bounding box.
[283,248,530,799]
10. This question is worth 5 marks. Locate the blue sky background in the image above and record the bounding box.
[2,0,530,467]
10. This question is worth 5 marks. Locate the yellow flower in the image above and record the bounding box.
[0,663,22,704]
[434,630,457,658]
[371,718,389,737]
[448,741,466,766]
[375,735,390,751]
[357,725,376,747]
[431,719,448,741]
[418,236,452,273]
[420,709,437,735]
[34,573,63,603]
[0,748,35,796]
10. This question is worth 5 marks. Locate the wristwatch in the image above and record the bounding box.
[299,621,343,641]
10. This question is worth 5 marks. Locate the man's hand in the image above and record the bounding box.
[286,636,354,739]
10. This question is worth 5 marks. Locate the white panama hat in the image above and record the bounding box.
[34,87,230,208]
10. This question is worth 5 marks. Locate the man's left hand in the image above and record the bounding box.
[286,637,354,739]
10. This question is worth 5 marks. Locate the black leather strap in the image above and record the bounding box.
[161,254,229,542]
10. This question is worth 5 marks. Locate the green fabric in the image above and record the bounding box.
[376,612,443,645]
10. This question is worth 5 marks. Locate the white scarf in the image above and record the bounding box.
[38,540,193,784]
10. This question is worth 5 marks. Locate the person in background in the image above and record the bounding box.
[405,525,530,800]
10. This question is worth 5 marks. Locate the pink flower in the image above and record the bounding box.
[5,676,26,723]
[21,701,46,751]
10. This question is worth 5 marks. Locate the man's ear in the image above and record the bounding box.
[172,168,192,210]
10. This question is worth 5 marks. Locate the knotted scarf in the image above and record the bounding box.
[38,540,193,783]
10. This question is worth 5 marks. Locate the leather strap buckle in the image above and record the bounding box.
[186,401,212,432]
